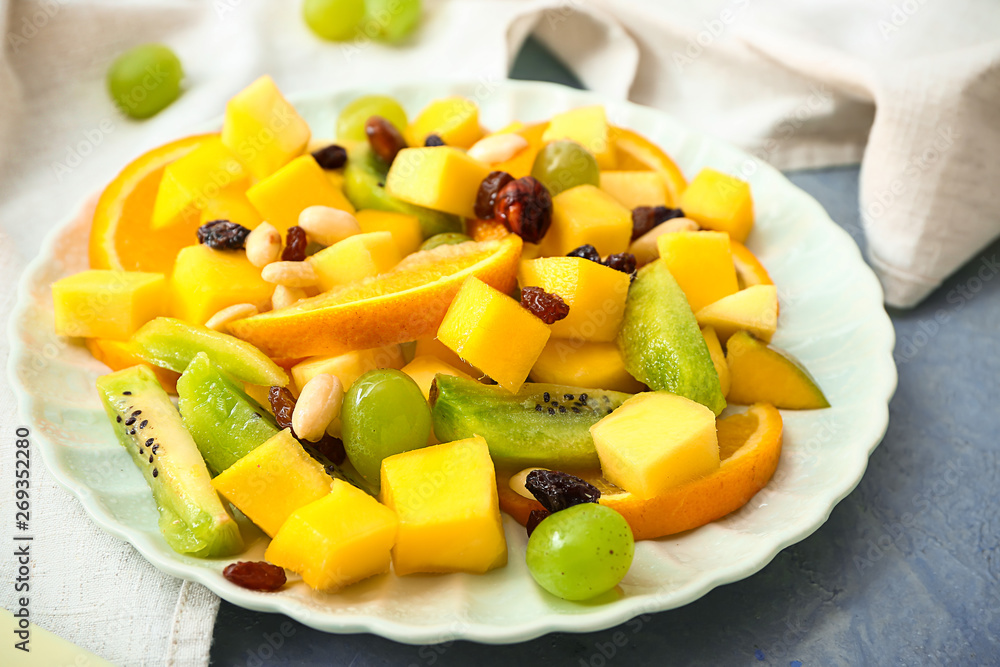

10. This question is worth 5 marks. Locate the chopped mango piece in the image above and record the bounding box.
[169,244,274,325]
[414,337,482,377]
[656,231,739,312]
[385,147,491,219]
[590,392,720,499]
[406,96,482,148]
[247,155,355,233]
[518,256,630,342]
[221,75,311,181]
[726,331,829,409]
[199,189,262,229]
[700,326,730,398]
[355,209,422,256]
[401,354,474,400]
[541,106,616,169]
[538,185,631,258]
[437,277,550,392]
[679,168,754,242]
[53,270,167,340]
[531,339,645,393]
[379,436,506,575]
[211,429,332,537]
[599,171,667,210]
[290,345,405,392]
[490,122,548,179]
[696,284,778,344]
[265,479,398,591]
[307,231,401,292]
[151,137,249,229]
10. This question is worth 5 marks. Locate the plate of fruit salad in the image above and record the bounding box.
[9,78,896,643]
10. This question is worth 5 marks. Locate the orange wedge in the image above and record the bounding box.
[229,236,523,359]
[497,403,783,540]
[730,241,774,288]
[89,134,218,273]
[611,126,687,207]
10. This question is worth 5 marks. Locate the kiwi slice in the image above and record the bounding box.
[430,374,632,469]
[97,366,243,557]
[177,352,279,475]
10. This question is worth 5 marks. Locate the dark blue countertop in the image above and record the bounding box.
[211,39,1000,667]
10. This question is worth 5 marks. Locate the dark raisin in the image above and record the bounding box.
[631,206,684,240]
[566,244,602,263]
[526,509,550,537]
[365,115,407,165]
[223,561,287,592]
[474,171,514,220]
[197,220,251,250]
[525,469,601,513]
[268,386,296,431]
[604,252,637,275]
[494,176,552,243]
[282,226,308,261]
[519,286,570,324]
[311,144,347,170]
[424,134,446,147]
[313,434,347,466]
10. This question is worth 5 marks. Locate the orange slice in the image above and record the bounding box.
[229,236,523,359]
[497,403,783,540]
[610,126,687,207]
[89,133,218,273]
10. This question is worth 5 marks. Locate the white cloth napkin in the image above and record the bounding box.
[1,1,998,664]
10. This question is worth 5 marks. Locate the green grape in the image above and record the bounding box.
[336,95,409,142]
[364,0,422,43]
[341,369,432,489]
[530,140,600,197]
[107,44,184,120]
[303,0,365,42]
[419,233,472,251]
[526,503,634,600]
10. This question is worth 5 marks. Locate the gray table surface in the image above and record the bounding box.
[211,39,1000,666]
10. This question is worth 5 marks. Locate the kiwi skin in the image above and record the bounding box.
[430,374,632,470]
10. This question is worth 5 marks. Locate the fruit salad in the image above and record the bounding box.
[53,76,830,602]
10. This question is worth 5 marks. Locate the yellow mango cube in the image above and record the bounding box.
[695,284,778,344]
[169,244,274,325]
[265,480,398,591]
[490,122,548,179]
[541,106,617,169]
[355,209,423,256]
[531,339,645,393]
[518,256,630,342]
[385,147,491,219]
[53,270,167,340]
[599,171,667,210]
[406,96,482,148]
[199,189,262,229]
[414,337,482,377]
[212,429,332,537]
[151,137,249,229]
[590,392,719,499]
[437,277,550,392]
[538,185,632,257]
[679,168,754,242]
[247,155,355,233]
[401,355,474,400]
[291,345,405,392]
[307,231,401,292]
[657,231,739,312]
[221,75,311,181]
[379,436,506,575]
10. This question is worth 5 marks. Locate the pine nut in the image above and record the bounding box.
[261,261,318,287]
[629,217,700,265]
[271,285,307,310]
[509,467,550,500]
[298,206,361,246]
[245,222,282,268]
[291,374,344,442]
[467,133,529,165]
[204,303,258,332]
